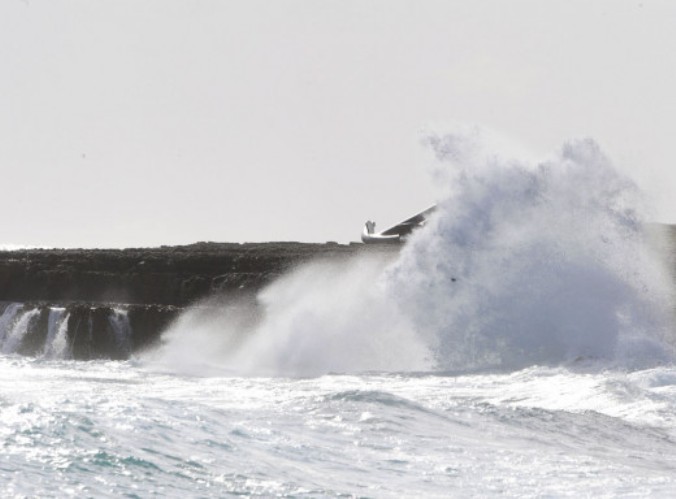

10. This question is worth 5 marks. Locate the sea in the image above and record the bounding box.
[2,131,676,497]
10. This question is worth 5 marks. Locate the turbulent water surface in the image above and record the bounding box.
[2,130,676,496]
[2,358,676,497]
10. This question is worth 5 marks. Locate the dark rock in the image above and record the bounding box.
[0,242,392,306]
[127,305,180,352]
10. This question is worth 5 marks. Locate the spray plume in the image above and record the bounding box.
[145,128,675,376]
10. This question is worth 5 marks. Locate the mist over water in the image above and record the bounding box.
[148,256,431,376]
[148,129,675,376]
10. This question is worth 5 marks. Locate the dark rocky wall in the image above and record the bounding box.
[0,242,379,306]
[0,242,396,359]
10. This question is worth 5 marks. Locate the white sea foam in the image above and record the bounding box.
[1,356,676,497]
[147,128,675,376]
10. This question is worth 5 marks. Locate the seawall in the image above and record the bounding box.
[0,242,394,359]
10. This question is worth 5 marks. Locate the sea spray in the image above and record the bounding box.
[148,129,675,376]
[388,129,675,370]
[226,255,429,376]
[144,298,262,376]
[148,255,431,376]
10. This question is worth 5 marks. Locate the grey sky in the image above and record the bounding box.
[1,0,675,247]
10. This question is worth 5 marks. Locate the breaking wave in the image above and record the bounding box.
[147,128,675,376]
[389,128,675,371]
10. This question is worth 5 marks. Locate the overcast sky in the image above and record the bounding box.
[1,0,675,247]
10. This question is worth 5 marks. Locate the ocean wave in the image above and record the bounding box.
[149,128,676,377]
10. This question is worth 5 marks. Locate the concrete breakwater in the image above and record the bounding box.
[0,242,383,360]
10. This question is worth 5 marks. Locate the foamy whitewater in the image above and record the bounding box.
[2,130,676,496]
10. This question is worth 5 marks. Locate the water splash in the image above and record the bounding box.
[148,258,431,377]
[226,256,430,376]
[150,129,675,376]
[388,128,675,370]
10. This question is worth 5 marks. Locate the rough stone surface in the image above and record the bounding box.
[0,242,390,306]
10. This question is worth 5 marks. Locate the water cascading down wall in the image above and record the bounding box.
[0,302,175,360]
